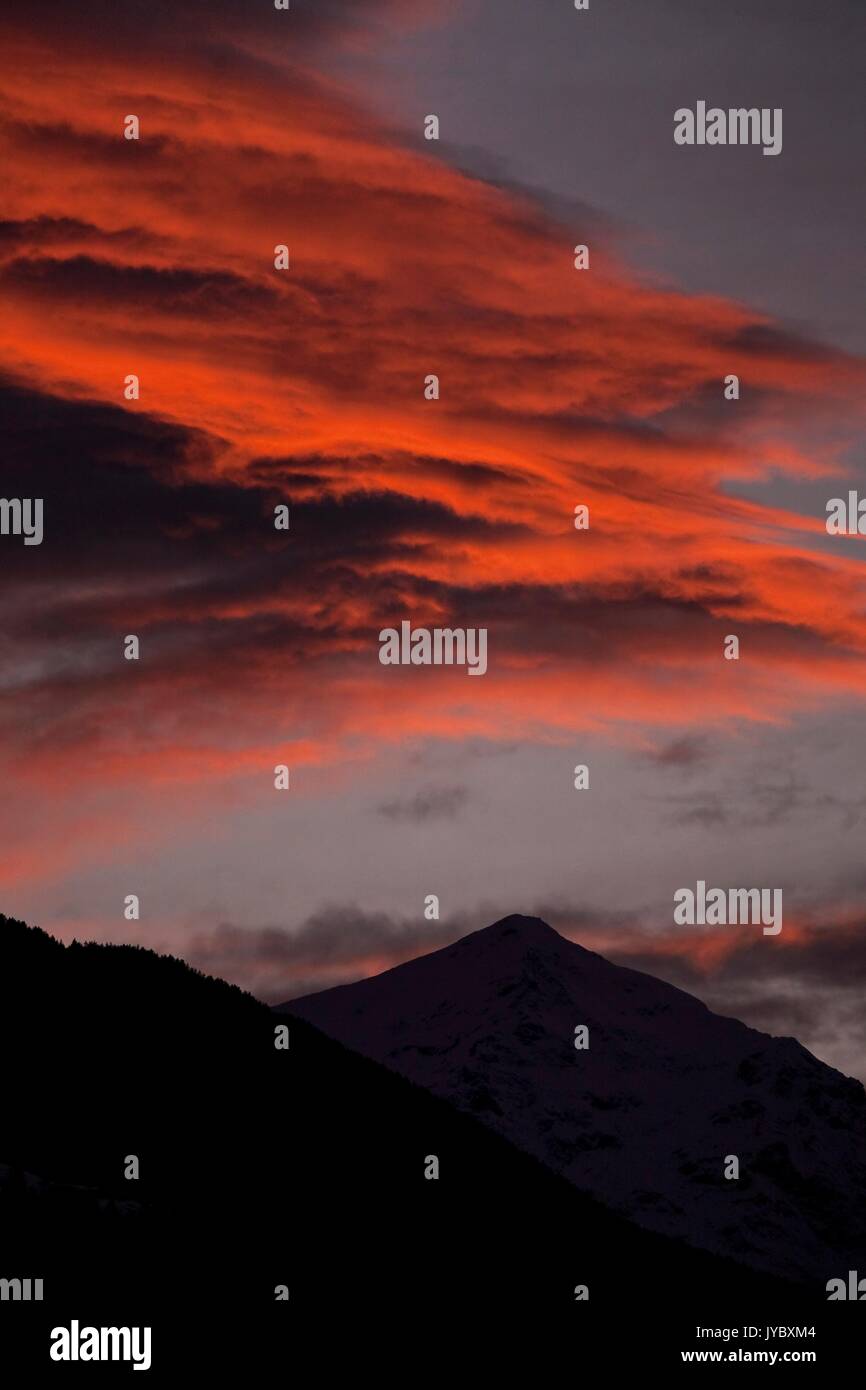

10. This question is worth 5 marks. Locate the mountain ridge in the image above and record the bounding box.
[4,906,832,1366]
[281,913,781,1041]
[280,913,866,1284]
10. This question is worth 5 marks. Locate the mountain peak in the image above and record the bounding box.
[446,912,611,981]
[465,913,562,944]
[285,913,866,1284]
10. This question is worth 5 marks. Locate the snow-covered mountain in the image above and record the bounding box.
[281,913,866,1284]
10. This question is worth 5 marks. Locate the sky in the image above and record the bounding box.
[2,0,866,1080]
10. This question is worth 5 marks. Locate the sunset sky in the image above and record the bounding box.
[2,1,865,1078]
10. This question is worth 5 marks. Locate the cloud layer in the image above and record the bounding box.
[1,6,865,1079]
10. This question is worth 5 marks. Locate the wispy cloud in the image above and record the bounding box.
[378,785,469,822]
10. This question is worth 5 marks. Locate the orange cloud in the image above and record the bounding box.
[1,14,866,900]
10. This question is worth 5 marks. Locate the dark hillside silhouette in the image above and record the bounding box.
[1,913,861,1373]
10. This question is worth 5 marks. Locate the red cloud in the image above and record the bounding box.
[1,16,865,899]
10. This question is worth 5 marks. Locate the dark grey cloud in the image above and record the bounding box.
[607,918,866,1081]
[2,254,280,318]
[0,217,167,257]
[183,905,472,1003]
[659,753,866,834]
[0,0,405,50]
[0,378,523,615]
[249,450,526,500]
[670,798,729,830]
[378,784,469,823]
[642,736,711,769]
[610,921,866,996]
